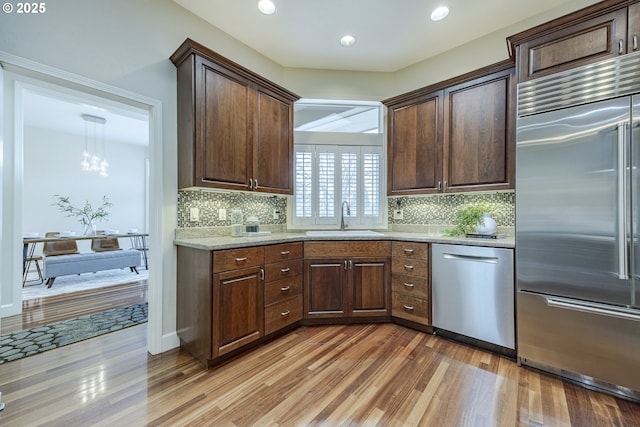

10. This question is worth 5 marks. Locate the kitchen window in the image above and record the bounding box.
[291,99,385,228]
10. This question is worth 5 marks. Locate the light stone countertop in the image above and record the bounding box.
[174,230,515,251]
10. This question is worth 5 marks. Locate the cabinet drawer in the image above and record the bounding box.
[264,275,302,306]
[392,241,428,259]
[304,241,390,257]
[213,246,264,273]
[391,257,428,277]
[265,294,303,335]
[265,242,303,264]
[392,275,428,299]
[392,292,429,325]
[264,259,303,282]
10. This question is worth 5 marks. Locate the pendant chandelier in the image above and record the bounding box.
[80,113,109,177]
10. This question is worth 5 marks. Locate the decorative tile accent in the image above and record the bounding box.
[388,191,515,227]
[177,189,515,230]
[177,190,287,228]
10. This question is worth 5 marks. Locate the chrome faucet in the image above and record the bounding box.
[340,200,351,231]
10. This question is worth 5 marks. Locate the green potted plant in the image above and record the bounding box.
[446,203,495,237]
[52,195,113,235]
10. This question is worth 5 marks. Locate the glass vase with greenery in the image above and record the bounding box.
[446,203,493,237]
[52,195,113,235]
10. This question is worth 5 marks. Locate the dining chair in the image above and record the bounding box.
[91,236,121,252]
[43,232,79,256]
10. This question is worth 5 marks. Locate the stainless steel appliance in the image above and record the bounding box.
[516,52,640,401]
[432,244,515,351]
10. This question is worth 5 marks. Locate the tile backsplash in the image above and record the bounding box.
[178,190,287,228]
[388,191,515,227]
[177,189,515,230]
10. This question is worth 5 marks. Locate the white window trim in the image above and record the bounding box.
[289,99,387,231]
[290,144,386,229]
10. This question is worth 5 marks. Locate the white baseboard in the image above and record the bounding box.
[159,331,180,354]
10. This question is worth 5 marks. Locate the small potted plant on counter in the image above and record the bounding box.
[446,203,497,237]
[52,194,113,235]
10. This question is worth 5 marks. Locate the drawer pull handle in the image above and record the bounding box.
[281,267,291,273]
[235,257,248,262]
[403,305,415,311]
[280,250,290,256]
[281,310,291,317]
[280,286,291,292]
[403,248,414,254]
[403,264,414,270]
[403,283,415,289]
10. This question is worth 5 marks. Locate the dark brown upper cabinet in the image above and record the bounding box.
[507,0,640,83]
[384,60,515,196]
[171,39,300,194]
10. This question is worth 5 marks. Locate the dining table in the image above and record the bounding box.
[22,232,149,284]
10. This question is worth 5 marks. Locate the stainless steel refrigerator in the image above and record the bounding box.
[516,52,640,401]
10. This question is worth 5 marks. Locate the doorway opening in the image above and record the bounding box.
[0,55,165,357]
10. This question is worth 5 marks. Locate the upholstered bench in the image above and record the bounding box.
[43,250,140,288]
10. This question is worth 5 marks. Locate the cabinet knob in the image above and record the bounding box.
[634,35,638,51]
[403,283,415,289]
[280,310,291,317]
[280,250,290,256]
[619,39,625,54]
[281,267,291,273]
[254,178,259,190]
[403,304,415,311]
[403,264,414,271]
[403,248,414,254]
[235,257,248,262]
[280,286,291,292]
[249,178,254,190]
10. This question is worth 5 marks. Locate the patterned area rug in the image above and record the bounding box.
[0,302,147,364]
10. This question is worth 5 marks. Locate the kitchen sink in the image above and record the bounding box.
[305,230,384,237]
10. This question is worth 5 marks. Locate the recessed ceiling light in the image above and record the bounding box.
[430,6,449,21]
[340,35,356,47]
[258,0,276,15]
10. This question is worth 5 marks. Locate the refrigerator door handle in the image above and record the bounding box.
[545,296,640,322]
[617,123,630,280]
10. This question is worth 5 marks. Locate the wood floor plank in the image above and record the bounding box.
[1,322,639,426]
[1,281,148,335]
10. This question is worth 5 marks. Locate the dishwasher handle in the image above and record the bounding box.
[442,253,499,264]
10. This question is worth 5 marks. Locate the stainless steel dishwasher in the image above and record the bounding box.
[432,243,515,350]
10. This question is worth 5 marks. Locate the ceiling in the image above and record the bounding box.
[174,0,580,72]
[23,90,149,146]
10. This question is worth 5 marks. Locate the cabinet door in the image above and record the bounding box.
[443,68,515,192]
[213,266,264,357]
[254,90,294,194]
[349,257,390,317]
[515,9,627,82]
[628,3,640,54]
[387,91,443,195]
[304,258,348,319]
[196,56,253,190]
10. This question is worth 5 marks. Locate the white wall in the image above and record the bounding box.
[23,126,147,253]
[0,0,286,343]
[0,0,604,350]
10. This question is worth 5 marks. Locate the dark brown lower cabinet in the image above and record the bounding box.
[303,241,391,321]
[213,266,264,357]
[304,258,349,319]
[350,257,391,317]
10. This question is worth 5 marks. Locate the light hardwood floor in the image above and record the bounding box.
[0,321,638,426]
[1,281,148,335]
